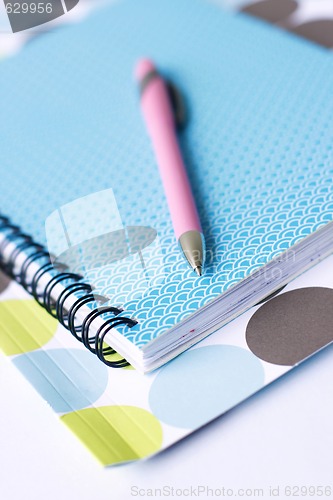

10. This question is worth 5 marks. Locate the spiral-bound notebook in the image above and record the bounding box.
[1,0,333,373]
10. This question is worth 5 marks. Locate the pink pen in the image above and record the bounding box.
[135,58,205,276]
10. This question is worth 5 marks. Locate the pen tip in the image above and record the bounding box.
[194,266,202,277]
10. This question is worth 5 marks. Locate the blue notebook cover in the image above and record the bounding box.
[1,0,333,357]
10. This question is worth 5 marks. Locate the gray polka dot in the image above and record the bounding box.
[0,270,11,295]
[241,0,298,24]
[246,287,333,366]
[291,20,333,48]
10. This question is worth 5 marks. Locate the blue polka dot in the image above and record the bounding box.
[13,348,109,413]
[149,345,265,429]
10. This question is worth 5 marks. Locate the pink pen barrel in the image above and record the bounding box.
[135,59,202,240]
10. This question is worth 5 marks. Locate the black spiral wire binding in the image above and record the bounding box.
[0,214,138,368]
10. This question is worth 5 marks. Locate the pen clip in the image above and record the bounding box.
[166,81,187,130]
[139,69,187,129]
